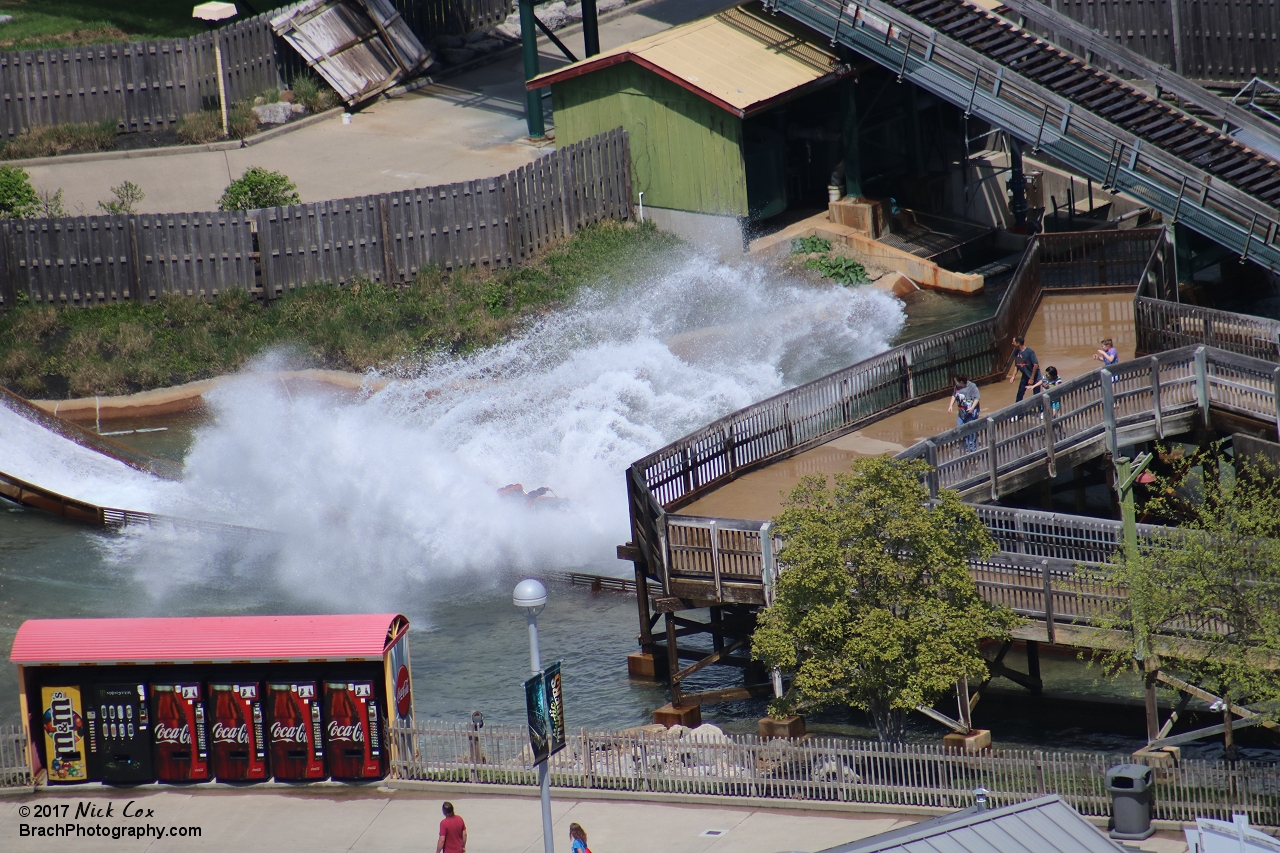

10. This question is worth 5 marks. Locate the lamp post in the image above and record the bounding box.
[514,579,554,853]
[192,2,238,138]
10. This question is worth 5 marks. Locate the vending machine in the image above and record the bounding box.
[208,683,268,781]
[87,683,154,783]
[151,683,210,782]
[40,684,88,784]
[266,682,326,780]
[322,681,383,779]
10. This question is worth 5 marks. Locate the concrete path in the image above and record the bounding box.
[25,0,734,216]
[0,785,1189,853]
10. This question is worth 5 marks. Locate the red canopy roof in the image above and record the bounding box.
[10,614,408,666]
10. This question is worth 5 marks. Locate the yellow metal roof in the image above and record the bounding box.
[528,5,846,117]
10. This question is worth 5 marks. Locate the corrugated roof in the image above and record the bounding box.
[820,796,1129,853]
[527,4,848,117]
[10,614,408,666]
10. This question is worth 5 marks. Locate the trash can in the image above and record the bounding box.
[1106,763,1155,840]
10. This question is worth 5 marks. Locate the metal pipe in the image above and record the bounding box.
[525,609,553,853]
[581,0,600,56]
[518,0,545,138]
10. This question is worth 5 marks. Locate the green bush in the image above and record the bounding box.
[289,73,339,115]
[227,104,259,140]
[0,166,40,219]
[0,120,117,160]
[176,110,223,144]
[791,235,832,254]
[98,181,145,215]
[805,254,868,285]
[218,167,300,211]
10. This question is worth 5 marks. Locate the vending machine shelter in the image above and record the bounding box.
[10,614,413,785]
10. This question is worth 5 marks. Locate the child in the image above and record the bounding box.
[947,374,981,451]
[570,823,590,853]
[1093,338,1119,366]
[1031,365,1063,415]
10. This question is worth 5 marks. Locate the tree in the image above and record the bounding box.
[751,456,1017,742]
[1099,442,1280,756]
[218,166,300,211]
[0,165,40,220]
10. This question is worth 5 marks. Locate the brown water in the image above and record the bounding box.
[680,291,1137,520]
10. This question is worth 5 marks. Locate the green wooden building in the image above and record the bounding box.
[528,5,854,221]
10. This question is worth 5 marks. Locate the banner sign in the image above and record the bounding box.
[523,661,565,766]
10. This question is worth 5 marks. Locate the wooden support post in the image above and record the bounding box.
[634,562,654,651]
[665,612,682,706]
[1100,369,1118,460]
[1026,640,1041,688]
[1144,665,1160,744]
[1041,559,1055,644]
[710,606,724,654]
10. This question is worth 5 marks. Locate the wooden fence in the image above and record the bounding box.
[390,721,1280,825]
[0,0,512,139]
[0,128,632,307]
[1030,0,1280,84]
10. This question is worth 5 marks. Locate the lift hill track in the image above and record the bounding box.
[766,0,1280,271]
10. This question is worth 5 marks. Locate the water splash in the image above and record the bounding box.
[93,252,904,605]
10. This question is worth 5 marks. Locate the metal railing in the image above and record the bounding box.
[0,725,31,788]
[768,0,1280,272]
[390,721,1280,825]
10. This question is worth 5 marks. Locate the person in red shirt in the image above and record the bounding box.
[437,802,467,853]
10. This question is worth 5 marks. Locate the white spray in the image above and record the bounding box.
[81,253,904,605]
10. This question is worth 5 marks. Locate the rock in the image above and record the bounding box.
[0,14,14,24]
[467,37,505,54]
[290,102,307,115]
[465,28,491,43]
[565,3,584,22]
[252,102,293,125]
[494,11,523,40]
[433,34,465,48]
[253,95,265,106]
[598,0,626,12]
[440,47,477,65]
[278,89,295,103]
[537,1,567,30]
[689,723,729,742]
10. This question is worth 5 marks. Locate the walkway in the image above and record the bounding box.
[0,785,1186,853]
[23,0,733,215]
[680,290,1136,520]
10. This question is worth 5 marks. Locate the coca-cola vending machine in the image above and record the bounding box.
[266,682,326,780]
[87,683,154,783]
[209,683,268,781]
[151,683,210,782]
[322,681,383,779]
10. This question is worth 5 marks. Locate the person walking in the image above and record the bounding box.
[570,823,591,853]
[1009,336,1041,402]
[437,802,467,853]
[948,374,981,451]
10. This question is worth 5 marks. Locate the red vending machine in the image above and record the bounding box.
[151,683,210,782]
[266,682,326,780]
[209,683,268,781]
[322,681,383,779]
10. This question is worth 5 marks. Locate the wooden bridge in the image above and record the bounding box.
[620,227,1280,737]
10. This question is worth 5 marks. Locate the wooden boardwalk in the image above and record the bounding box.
[679,290,1137,520]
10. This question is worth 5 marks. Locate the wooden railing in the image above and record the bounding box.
[626,230,1162,585]
[389,721,1280,825]
[907,345,1280,500]
[633,229,1161,514]
[0,725,31,788]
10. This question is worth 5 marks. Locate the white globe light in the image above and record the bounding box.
[513,578,548,609]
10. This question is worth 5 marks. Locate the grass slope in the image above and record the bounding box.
[0,0,223,51]
[1,221,680,399]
